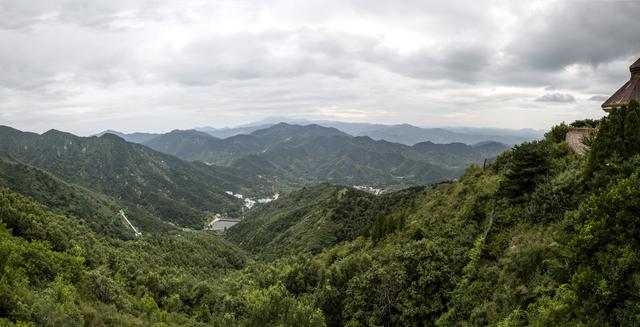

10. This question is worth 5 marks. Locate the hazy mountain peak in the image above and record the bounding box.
[167,129,213,137]
[0,125,24,134]
[98,132,126,141]
[94,129,124,137]
[92,130,160,144]
[250,122,348,139]
[42,129,76,138]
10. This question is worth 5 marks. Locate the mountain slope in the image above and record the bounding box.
[0,156,156,238]
[144,123,507,188]
[0,186,251,325]
[0,126,265,229]
[148,123,350,165]
[214,118,634,325]
[2,112,640,326]
[142,129,223,162]
[411,141,508,167]
[224,183,426,260]
[217,112,640,326]
[255,134,460,186]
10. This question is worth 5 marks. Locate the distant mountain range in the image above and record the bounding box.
[0,126,272,231]
[139,123,510,188]
[104,119,542,146]
[195,120,542,145]
[0,121,513,234]
[94,129,161,143]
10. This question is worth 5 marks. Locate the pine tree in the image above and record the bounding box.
[624,100,640,157]
[586,107,625,177]
[500,141,550,200]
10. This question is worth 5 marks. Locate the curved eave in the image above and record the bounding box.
[602,77,640,111]
[631,58,640,72]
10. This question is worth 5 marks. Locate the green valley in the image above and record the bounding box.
[142,123,509,189]
[0,126,275,230]
[3,2,638,326]
[1,101,639,325]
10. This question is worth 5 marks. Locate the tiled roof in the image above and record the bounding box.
[602,57,640,110]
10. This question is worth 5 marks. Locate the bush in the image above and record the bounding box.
[570,119,600,128]
[586,100,640,184]
[545,123,570,144]
[499,141,550,200]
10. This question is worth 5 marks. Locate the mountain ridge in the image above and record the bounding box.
[192,119,543,145]
[143,123,509,188]
[0,126,270,229]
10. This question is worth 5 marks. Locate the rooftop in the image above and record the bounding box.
[631,57,640,75]
[602,57,640,111]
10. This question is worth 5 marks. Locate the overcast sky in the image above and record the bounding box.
[1,0,640,135]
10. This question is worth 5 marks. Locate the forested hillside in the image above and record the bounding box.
[225,184,425,260]
[0,126,273,230]
[0,187,249,326]
[1,102,639,326]
[144,123,349,165]
[0,156,152,238]
[143,123,508,188]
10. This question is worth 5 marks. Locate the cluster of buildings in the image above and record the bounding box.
[352,185,385,195]
[205,191,282,230]
[225,190,280,209]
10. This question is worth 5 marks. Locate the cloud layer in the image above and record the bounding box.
[536,93,576,103]
[1,0,639,134]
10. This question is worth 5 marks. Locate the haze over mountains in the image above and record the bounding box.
[0,125,266,231]
[90,120,532,191]
[1,121,511,233]
[2,0,638,323]
[0,121,477,243]
[4,108,640,326]
[210,119,543,145]
[140,123,510,188]
[100,119,543,146]
[6,113,638,325]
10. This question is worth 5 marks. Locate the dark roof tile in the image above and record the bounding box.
[602,57,640,110]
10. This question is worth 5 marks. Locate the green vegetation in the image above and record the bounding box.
[0,157,156,238]
[225,184,424,260]
[0,126,274,230]
[1,106,639,326]
[143,123,509,189]
[0,187,251,326]
[586,100,640,186]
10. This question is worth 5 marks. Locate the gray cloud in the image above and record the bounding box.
[161,29,374,85]
[588,95,609,102]
[0,0,182,30]
[161,28,494,86]
[508,1,640,71]
[371,43,494,83]
[0,0,636,135]
[535,93,576,103]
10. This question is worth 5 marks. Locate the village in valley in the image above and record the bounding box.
[205,184,388,230]
[205,191,280,230]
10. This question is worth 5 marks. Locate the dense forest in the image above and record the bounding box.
[142,123,508,189]
[0,126,273,230]
[1,101,640,325]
